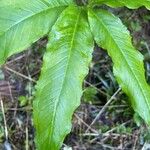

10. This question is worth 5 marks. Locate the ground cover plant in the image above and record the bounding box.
[0,0,150,149]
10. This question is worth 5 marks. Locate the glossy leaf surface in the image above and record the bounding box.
[0,0,75,64]
[88,9,150,125]
[34,6,94,149]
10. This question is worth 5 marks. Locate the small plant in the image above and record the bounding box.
[0,0,150,149]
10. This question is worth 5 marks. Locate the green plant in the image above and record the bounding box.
[0,0,150,149]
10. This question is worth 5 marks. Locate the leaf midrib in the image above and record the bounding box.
[48,9,82,145]
[91,10,150,113]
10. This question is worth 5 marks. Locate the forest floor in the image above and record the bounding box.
[0,7,150,150]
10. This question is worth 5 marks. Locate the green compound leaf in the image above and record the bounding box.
[89,0,150,9]
[34,6,94,150]
[0,0,75,64]
[88,9,150,125]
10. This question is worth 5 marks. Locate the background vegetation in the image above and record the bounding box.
[0,7,150,150]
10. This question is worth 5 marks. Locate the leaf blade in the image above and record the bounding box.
[34,6,94,149]
[88,9,150,125]
[89,0,150,9]
[0,0,74,64]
